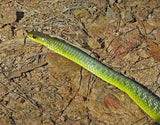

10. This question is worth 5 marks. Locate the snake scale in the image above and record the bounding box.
[27,31,160,123]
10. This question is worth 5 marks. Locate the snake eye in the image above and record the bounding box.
[33,34,37,39]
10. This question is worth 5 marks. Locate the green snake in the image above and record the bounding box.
[27,31,160,123]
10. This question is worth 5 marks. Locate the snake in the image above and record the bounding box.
[27,31,160,123]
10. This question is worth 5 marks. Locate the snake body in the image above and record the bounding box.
[27,31,160,123]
